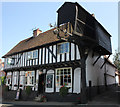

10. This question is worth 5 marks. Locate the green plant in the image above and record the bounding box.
[1,76,6,85]
[59,85,70,97]
[113,50,120,71]
[25,86,32,95]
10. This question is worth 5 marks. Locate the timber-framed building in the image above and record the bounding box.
[2,2,116,102]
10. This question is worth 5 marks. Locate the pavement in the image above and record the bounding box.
[2,86,120,107]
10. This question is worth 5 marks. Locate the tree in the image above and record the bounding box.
[113,50,120,71]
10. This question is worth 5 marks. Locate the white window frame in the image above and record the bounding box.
[25,71,35,86]
[45,70,54,93]
[19,71,25,89]
[6,72,12,86]
[56,67,72,88]
[33,50,38,59]
[27,50,38,60]
[57,42,69,54]
[7,57,15,65]
[28,51,33,60]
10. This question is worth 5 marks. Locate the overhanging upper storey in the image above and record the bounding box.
[57,2,112,55]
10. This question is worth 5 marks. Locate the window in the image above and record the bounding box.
[56,68,72,87]
[27,50,38,60]
[6,72,12,85]
[46,74,53,88]
[33,50,38,58]
[7,58,15,65]
[14,72,18,86]
[19,71,25,86]
[57,42,69,54]
[25,71,34,86]
[28,52,32,60]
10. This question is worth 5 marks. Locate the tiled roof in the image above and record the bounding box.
[3,28,60,58]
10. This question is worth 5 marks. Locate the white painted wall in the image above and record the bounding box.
[86,51,116,87]
[105,63,116,85]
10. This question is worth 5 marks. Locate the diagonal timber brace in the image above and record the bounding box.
[93,55,101,66]
[100,55,110,69]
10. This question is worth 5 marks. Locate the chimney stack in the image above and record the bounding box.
[33,28,42,37]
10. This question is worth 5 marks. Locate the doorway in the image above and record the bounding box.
[38,74,45,94]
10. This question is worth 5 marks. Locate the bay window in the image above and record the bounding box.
[56,68,72,87]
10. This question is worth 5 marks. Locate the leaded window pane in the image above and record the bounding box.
[57,43,69,54]
[33,50,38,59]
[56,68,72,87]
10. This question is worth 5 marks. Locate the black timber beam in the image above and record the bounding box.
[100,55,110,69]
[93,55,101,66]
[4,60,82,72]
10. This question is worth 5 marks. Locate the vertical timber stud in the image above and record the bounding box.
[18,71,20,89]
[78,45,88,104]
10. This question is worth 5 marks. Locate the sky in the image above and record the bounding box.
[1,1,118,62]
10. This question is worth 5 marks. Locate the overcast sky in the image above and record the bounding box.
[1,1,118,62]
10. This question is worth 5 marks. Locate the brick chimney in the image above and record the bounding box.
[33,28,42,37]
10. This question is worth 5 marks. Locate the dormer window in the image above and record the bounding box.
[57,42,69,54]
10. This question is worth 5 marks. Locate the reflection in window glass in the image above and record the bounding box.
[28,52,33,60]
[25,71,34,86]
[33,50,38,59]
[46,75,53,88]
[28,50,38,60]
[56,68,72,87]
[57,43,69,54]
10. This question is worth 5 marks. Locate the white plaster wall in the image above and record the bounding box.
[86,52,98,86]
[86,51,116,87]
[105,63,116,85]
[86,52,105,86]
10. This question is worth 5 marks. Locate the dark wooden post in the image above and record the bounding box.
[78,45,88,104]
[104,63,107,90]
[18,71,20,89]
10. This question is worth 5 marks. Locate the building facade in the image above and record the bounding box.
[2,2,116,102]
[2,28,116,102]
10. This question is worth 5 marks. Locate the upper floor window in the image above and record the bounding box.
[57,42,69,54]
[33,50,38,58]
[7,58,15,65]
[28,52,32,60]
[28,50,38,60]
